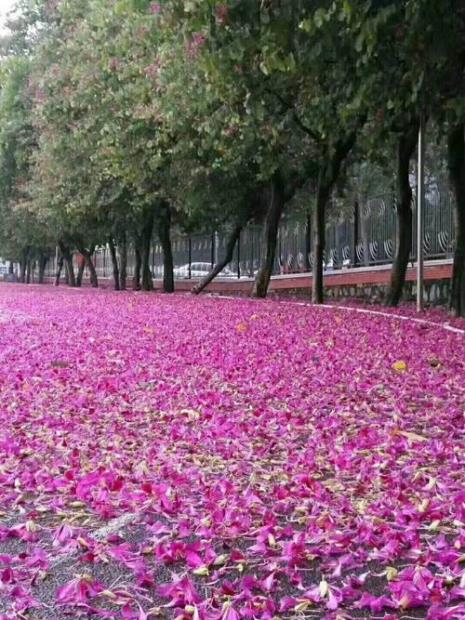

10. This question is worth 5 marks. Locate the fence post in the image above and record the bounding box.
[417,114,425,312]
[188,238,192,279]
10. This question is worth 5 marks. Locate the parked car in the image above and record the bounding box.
[173,262,237,279]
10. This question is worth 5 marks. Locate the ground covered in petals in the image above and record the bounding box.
[0,285,465,620]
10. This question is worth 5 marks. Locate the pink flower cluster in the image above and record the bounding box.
[0,285,464,619]
[186,33,206,60]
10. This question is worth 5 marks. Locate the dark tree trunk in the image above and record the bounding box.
[386,119,419,306]
[38,255,47,284]
[119,234,127,291]
[252,172,285,298]
[64,256,75,286]
[141,209,155,291]
[26,260,32,284]
[76,260,85,287]
[133,242,142,291]
[77,245,98,288]
[19,255,27,283]
[59,242,76,287]
[86,253,98,288]
[305,212,311,270]
[54,255,64,286]
[448,123,465,316]
[193,223,242,294]
[108,237,120,291]
[312,133,357,304]
[312,179,330,304]
[158,202,174,293]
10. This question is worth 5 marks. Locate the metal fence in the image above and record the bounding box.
[45,178,456,281]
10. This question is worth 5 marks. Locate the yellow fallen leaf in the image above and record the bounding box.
[181,408,200,421]
[386,566,398,581]
[425,477,436,491]
[392,360,408,372]
[213,554,228,566]
[418,499,430,513]
[397,430,428,442]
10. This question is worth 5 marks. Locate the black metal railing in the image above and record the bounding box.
[44,178,456,281]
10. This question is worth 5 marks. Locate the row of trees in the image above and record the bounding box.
[0,0,464,314]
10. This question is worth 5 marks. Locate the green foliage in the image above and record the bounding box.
[0,55,51,262]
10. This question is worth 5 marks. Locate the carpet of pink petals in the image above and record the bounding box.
[0,284,465,620]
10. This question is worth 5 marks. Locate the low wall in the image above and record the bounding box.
[153,260,453,304]
[40,259,453,305]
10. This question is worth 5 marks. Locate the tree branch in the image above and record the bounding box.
[264,86,321,143]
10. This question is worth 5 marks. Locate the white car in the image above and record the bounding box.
[173,262,237,279]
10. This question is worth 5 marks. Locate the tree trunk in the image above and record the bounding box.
[312,133,357,304]
[141,209,155,291]
[133,242,142,291]
[119,234,127,291]
[193,223,242,294]
[86,253,98,288]
[76,245,98,288]
[305,211,311,270]
[19,255,27,283]
[448,122,465,316]
[386,119,419,306]
[54,255,64,286]
[108,237,120,291]
[76,260,85,287]
[26,260,32,284]
[64,257,75,286]
[158,202,174,293]
[312,180,330,304]
[252,172,285,298]
[38,255,47,284]
[59,242,76,287]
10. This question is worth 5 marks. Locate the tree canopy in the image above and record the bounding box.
[0,0,464,313]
